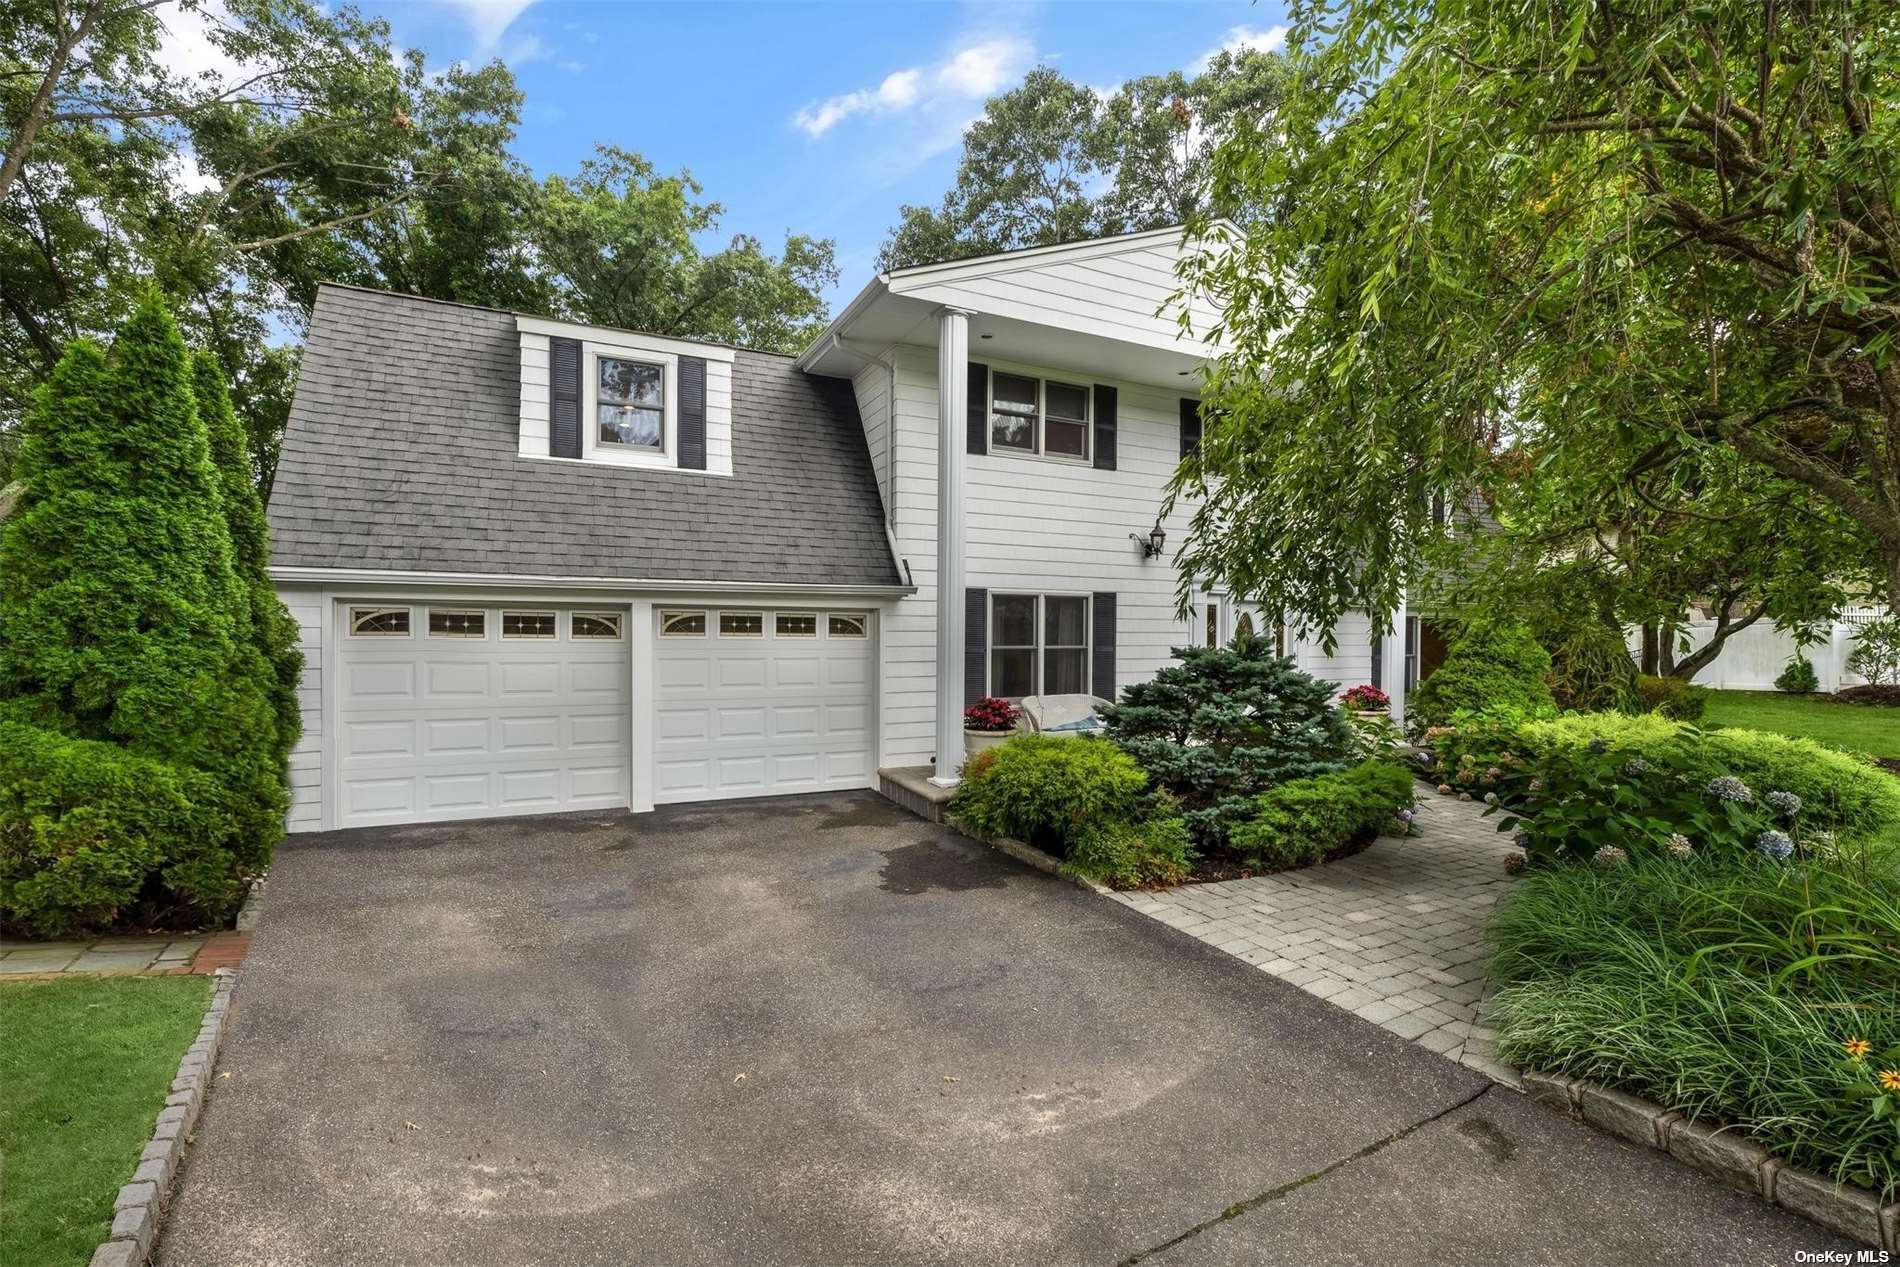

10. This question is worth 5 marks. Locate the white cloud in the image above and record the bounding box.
[1196,23,1289,70]
[935,37,1028,96]
[556,58,586,74]
[793,36,1032,139]
[437,0,538,51]
[156,1,255,87]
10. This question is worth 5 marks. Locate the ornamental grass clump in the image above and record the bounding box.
[0,294,299,935]
[1489,850,1900,1196]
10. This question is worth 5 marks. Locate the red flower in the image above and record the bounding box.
[1342,684,1390,710]
[963,696,1019,732]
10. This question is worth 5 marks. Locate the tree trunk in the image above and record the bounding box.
[1669,596,1770,680]
[1640,623,1660,675]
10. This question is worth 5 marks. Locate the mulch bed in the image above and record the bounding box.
[1174,827,1381,886]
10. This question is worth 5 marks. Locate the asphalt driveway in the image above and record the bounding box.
[159,792,1849,1265]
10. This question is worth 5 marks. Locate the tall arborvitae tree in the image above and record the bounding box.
[194,352,303,772]
[0,292,286,903]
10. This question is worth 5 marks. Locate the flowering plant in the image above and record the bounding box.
[1341,684,1390,711]
[963,697,1020,732]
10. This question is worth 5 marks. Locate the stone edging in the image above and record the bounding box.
[89,967,237,1267]
[1521,1071,1899,1249]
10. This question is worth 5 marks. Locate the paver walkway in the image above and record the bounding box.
[1106,788,1522,1077]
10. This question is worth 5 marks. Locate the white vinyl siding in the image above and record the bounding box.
[281,585,325,834]
[874,349,1389,767]
[890,233,1224,359]
[875,345,1199,767]
[851,357,893,519]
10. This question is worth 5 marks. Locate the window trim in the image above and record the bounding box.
[988,593,1092,699]
[571,611,624,640]
[988,370,1091,464]
[581,344,679,470]
[426,607,486,639]
[500,609,558,640]
[826,612,869,639]
[659,609,707,637]
[348,606,412,638]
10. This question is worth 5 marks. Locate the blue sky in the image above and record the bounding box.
[360,1,1292,307]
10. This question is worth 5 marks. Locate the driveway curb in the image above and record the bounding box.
[1521,1071,1898,1249]
[88,967,237,1267]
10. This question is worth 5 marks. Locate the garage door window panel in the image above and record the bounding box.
[428,609,486,638]
[572,612,623,639]
[719,612,763,637]
[661,610,706,636]
[827,613,868,639]
[502,611,557,639]
[350,607,411,637]
[775,613,816,638]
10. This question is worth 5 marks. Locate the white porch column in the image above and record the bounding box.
[931,307,972,786]
[1383,596,1409,723]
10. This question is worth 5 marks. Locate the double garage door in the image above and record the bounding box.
[334,603,874,827]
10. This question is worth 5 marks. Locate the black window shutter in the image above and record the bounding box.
[1370,631,1384,689]
[965,587,988,706]
[549,337,581,459]
[678,356,707,470]
[1091,592,1117,702]
[967,362,988,455]
[1092,384,1117,470]
[1179,398,1202,461]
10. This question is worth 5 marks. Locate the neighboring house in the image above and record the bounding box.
[269,227,1402,831]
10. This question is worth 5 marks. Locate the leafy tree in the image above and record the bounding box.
[0,292,284,920]
[4,5,841,492]
[1176,0,1900,641]
[1101,642,1353,848]
[538,146,837,353]
[1428,448,1860,681]
[878,50,1289,269]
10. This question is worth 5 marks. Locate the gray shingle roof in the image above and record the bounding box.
[268,284,901,587]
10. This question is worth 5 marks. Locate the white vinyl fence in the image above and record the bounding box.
[1632,607,1889,693]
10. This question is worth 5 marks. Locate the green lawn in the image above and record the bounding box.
[0,975,211,1267]
[1703,688,1900,759]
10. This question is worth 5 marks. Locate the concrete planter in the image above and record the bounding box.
[963,728,1013,760]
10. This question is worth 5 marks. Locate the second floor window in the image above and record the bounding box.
[991,372,1089,461]
[599,356,664,450]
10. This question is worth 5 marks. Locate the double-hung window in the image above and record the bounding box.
[990,372,1090,461]
[991,594,1089,698]
[598,356,665,451]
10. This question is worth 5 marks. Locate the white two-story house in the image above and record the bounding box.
[269,227,1404,832]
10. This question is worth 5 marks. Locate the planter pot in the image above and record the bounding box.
[1347,707,1389,723]
[964,727,1013,759]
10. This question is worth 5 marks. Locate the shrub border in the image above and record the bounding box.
[1520,1070,1899,1249]
[87,967,236,1267]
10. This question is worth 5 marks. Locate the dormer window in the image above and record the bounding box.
[990,372,1090,462]
[599,356,665,451]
